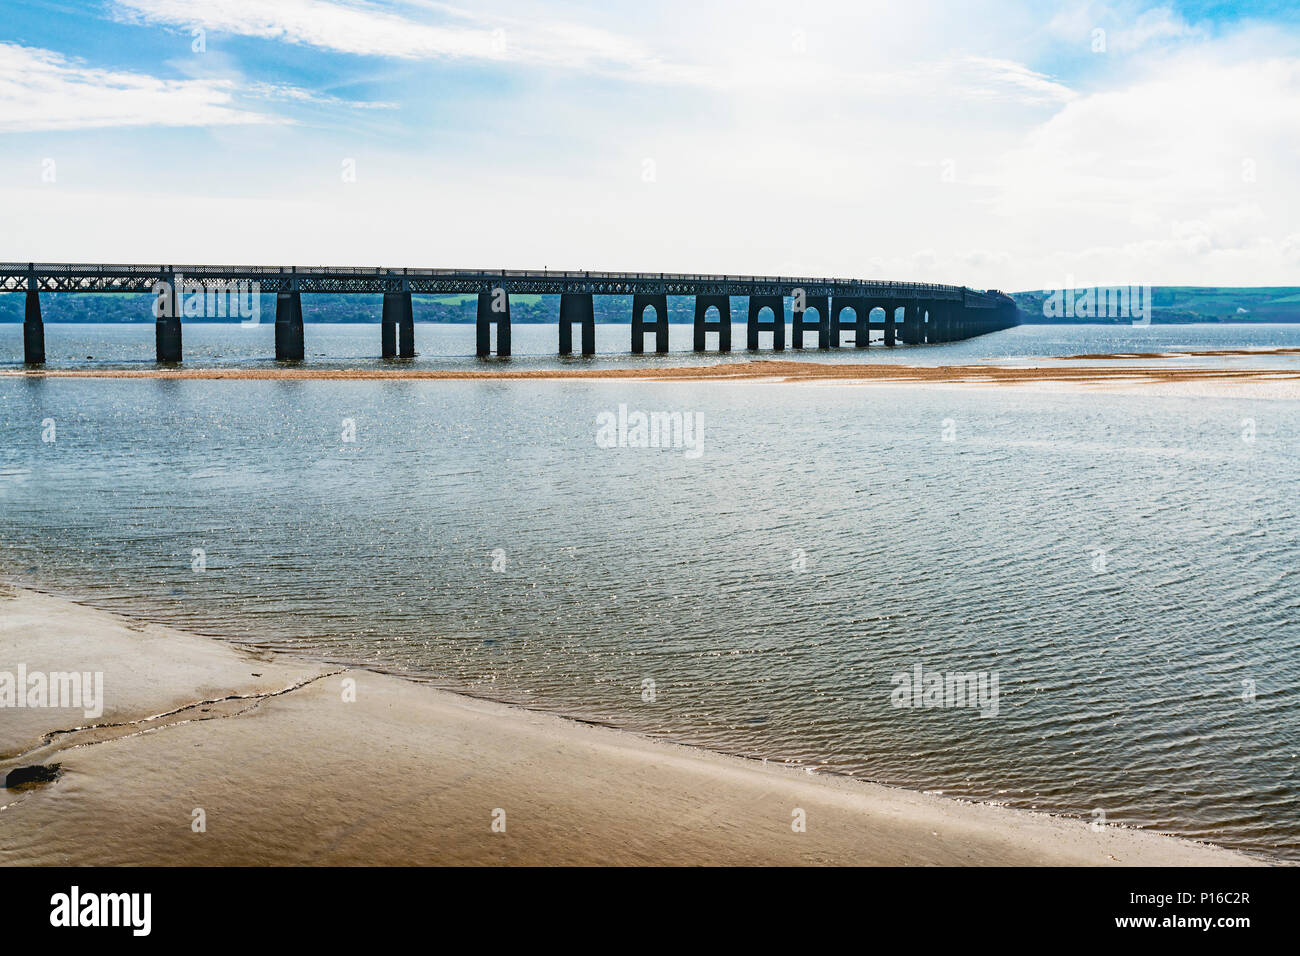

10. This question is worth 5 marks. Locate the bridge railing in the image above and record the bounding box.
[0,265,1014,308]
[1,262,968,294]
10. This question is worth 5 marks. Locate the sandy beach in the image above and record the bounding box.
[0,585,1261,866]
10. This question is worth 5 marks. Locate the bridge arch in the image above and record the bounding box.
[632,293,669,353]
[746,295,785,351]
[791,294,831,349]
[693,294,731,352]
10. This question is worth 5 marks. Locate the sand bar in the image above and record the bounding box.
[4,357,1300,386]
[0,586,1263,866]
[7,359,1300,400]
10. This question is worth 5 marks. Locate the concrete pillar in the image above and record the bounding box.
[275,291,304,361]
[155,317,182,363]
[791,295,830,349]
[831,297,869,348]
[632,293,669,354]
[23,289,44,365]
[559,293,595,355]
[382,291,414,358]
[400,301,415,358]
[156,274,182,363]
[901,303,922,345]
[693,295,731,352]
[929,303,948,343]
[746,295,785,351]
[477,289,511,357]
[883,304,897,346]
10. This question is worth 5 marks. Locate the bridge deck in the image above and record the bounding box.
[1,263,1007,307]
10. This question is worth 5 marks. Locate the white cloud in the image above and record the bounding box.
[113,0,718,85]
[946,58,1076,104]
[0,42,274,132]
[244,82,397,110]
[982,48,1300,285]
[1111,6,1201,52]
[1046,2,1204,53]
[114,0,493,60]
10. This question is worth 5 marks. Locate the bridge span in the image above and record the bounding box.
[3,263,1019,364]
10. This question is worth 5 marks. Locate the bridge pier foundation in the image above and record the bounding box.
[632,294,669,353]
[154,275,183,364]
[559,293,595,355]
[477,291,511,357]
[155,316,182,363]
[275,291,304,361]
[23,290,44,365]
[900,304,921,345]
[746,295,785,351]
[883,304,897,346]
[831,297,869,348]
[791,295,830,349]
[938,304,955,342]
[382,291,414,358]
[693,295,731,352]
[936,304,954,343]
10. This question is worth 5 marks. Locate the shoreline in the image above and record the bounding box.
[0,584,1265,866]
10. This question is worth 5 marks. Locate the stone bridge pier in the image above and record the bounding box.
[477,289,511,357]
[382,290,415,358]
[693,295,731,352]
[155,273,183,363]
[23,288,44,365]
[831,297,870,348]
[746,295,785,351]
[559,292,595,355]
[632,293,669,353]
[275,289,304,361]
[791,295,831,349]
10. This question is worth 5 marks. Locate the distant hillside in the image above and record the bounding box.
[1012,287,1300,324]
[0,292,700,324]
[7,287,1299,325]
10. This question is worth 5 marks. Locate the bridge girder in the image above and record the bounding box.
[0,263,1006,308]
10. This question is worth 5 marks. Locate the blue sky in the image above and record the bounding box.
[2,0,1298,289]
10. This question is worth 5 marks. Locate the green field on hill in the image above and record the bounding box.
[1012,286,1300,323]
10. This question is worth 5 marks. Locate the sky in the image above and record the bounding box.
[1,0,1298,291]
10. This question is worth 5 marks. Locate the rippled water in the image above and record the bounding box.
[1,324,1298,861]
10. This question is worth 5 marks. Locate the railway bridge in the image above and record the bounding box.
[3,263,1019,364]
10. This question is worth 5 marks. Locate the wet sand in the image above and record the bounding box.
[1053,347,1300,360]
[0,586,1261,866]
[6,358,1300,396]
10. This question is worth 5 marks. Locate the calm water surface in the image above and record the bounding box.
[1,323,1298,860]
